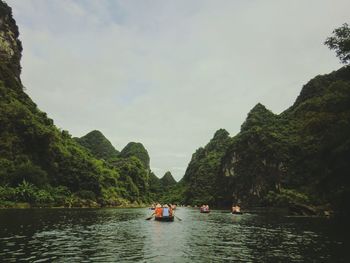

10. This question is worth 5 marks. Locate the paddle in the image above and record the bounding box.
[174,215,182,221]
[146,214,154,220]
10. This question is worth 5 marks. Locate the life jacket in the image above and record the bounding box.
[155,207,162,217]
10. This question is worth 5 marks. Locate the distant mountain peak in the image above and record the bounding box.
[213,129,230,140]
[250,103,270,113]
[160,171,177,187]
[75,130,119,160]
[240,103,275,131]
[120,142,150,169]
[88,130,103,136]
[292,66,350,108]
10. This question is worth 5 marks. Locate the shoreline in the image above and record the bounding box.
[0,202,332,217]
[0,202,150,209]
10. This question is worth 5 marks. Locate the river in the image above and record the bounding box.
[0,207,347,262]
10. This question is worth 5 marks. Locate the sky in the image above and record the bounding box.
[6,0,349,180]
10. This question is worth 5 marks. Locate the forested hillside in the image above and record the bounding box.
[0,1,162,207]
[181,66,350,215]
[74,130,119,160]
[1,0,348,216]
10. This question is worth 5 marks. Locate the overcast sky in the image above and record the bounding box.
[7,0,349,180]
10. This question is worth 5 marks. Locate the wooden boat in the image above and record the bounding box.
[155,216,174,222]
[200,209,210,213]
[232,211,243,215]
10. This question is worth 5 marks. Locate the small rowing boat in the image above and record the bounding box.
[232,211,243,215]
[155,216,174,222]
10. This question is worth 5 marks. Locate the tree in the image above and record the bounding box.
[324,23,350,64]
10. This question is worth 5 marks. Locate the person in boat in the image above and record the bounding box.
[232,204,241,213]
[155,203,162,218]
[162,204,170,217]
[200,205,209,212]
[168,204,173,217]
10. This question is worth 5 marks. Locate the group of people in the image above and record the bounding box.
[200,204,210,212]
[150,203,241,216]
[152,203,175,218]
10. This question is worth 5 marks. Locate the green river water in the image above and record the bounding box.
[0,207,347,262]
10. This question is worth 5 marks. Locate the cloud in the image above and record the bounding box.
[6,0,350,180]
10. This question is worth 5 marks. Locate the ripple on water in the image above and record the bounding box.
[0,208,348,262]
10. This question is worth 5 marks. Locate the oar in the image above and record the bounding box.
[146,214,154,220]
[174,215,182,221]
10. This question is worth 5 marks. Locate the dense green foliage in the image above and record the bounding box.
[119,142,150,169]
[148,172,162,200]
[0,79,110,195]
[0,181,101,208]
[0,2,157,207]
[160,180,186,204]
[109,157,150,203]
[75,130,119,160]
[182,129,231,205]
[160,171,177,188]
[325,23,350,64]
[263,188,310,207]
[1,1,348,215]
[147,171,180,203]
[182,66,350,215]
[181,27,350,213]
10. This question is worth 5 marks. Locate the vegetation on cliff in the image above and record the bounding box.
[1,1,348,216]
[160,171,177,188]
[182,66,350,215]
[182,129,231,205]
[119,142,150,170]
[181,23,350,215]
[0,1,157,207]
[75,130,119,161]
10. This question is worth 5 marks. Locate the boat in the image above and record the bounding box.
[200,205,210,213]
[149,207,155,210]
[232,211,243,215]
[155,216,174,222]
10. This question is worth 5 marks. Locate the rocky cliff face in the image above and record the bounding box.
[220,104,288,206]
[182,129,231,205]
[0,1,22,87]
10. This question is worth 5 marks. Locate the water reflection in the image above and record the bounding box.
[0,208,347,262]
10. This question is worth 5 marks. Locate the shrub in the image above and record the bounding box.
[75,190,96,201]
[11,162,48,187]
[15,180,37,202]
[265,188,310,206]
